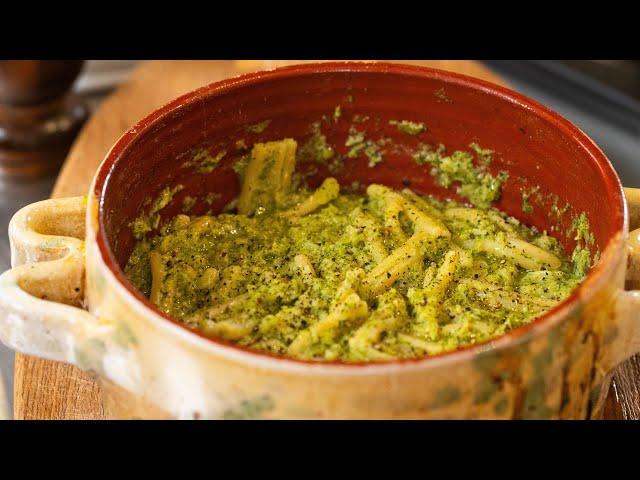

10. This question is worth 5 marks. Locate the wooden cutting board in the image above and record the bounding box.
[12,60,634,419]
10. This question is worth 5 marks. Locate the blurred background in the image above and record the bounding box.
[1,60,639,418]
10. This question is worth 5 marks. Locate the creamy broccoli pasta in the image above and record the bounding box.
[125,138,591,361]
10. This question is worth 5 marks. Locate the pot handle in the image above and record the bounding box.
[625,187,640,290]
[0,197,140,390]
[609,187,640,370]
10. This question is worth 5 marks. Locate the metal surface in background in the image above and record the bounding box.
[559,60,640,104]
[484,60,640,187]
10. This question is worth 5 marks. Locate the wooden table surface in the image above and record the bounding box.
[12,60,637,419]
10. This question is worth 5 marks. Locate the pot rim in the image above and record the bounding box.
[91,61,628,374]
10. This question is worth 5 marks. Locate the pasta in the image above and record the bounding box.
[237,138,297,215]
[125,138,593,362]
[369,184,450,239]
[281,178,340,218]
[289,269,368,358]
[363,231,429,297]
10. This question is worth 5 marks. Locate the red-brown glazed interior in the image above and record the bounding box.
[95,62,625,361]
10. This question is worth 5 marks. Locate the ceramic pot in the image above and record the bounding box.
[1,62,639,419]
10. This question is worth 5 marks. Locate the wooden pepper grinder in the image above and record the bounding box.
[0,61,89,178]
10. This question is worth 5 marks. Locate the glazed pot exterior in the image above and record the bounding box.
[81,213,628,419]
[1,62,639,419]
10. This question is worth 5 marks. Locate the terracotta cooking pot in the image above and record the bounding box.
[1,62,639,419]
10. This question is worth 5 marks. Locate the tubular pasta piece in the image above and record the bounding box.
[384,196,408,243]
[486,210,519,235]
[369,184,450,239]
[314,292,369,341]
[401,189,445,219]
[292,254,316,277]
[188,293,249,323]
[444,207,484,222]
[398,333,448,355]
[204,320,252,341]
[288,291,368,357]
[459,278,558,309]
[422,263,437,288]
[160,276,176,313]
[408,248,467,340]
[282,177,340,218]
[402,198,450,238]
[427,249,462,297]
[333,269,365,307]
[198,267,219,289]
[237,139,298,215]
[367,232,428,279]
[475,237,562,270]
[149,250,165,305]
[288,270,367,357]
[350,210,388,263]
[348,289,408,359]
[364,232,428,296]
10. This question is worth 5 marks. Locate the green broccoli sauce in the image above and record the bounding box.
[181,149,226,174]
[414,143,508,209]
[389,119,426,135]
[125,173,590,361]
[232,154,250,182]
[246,120,271,134]
[182,196,196,212]
[204,192,221,205]
[333,106,342,123]
[516,181,598,277]
[345,126,387,168]
[129,185,184,240]
[569,212,596,277]
[520,186,542,215]
[298,122,335,164]
[434,87,453,103]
